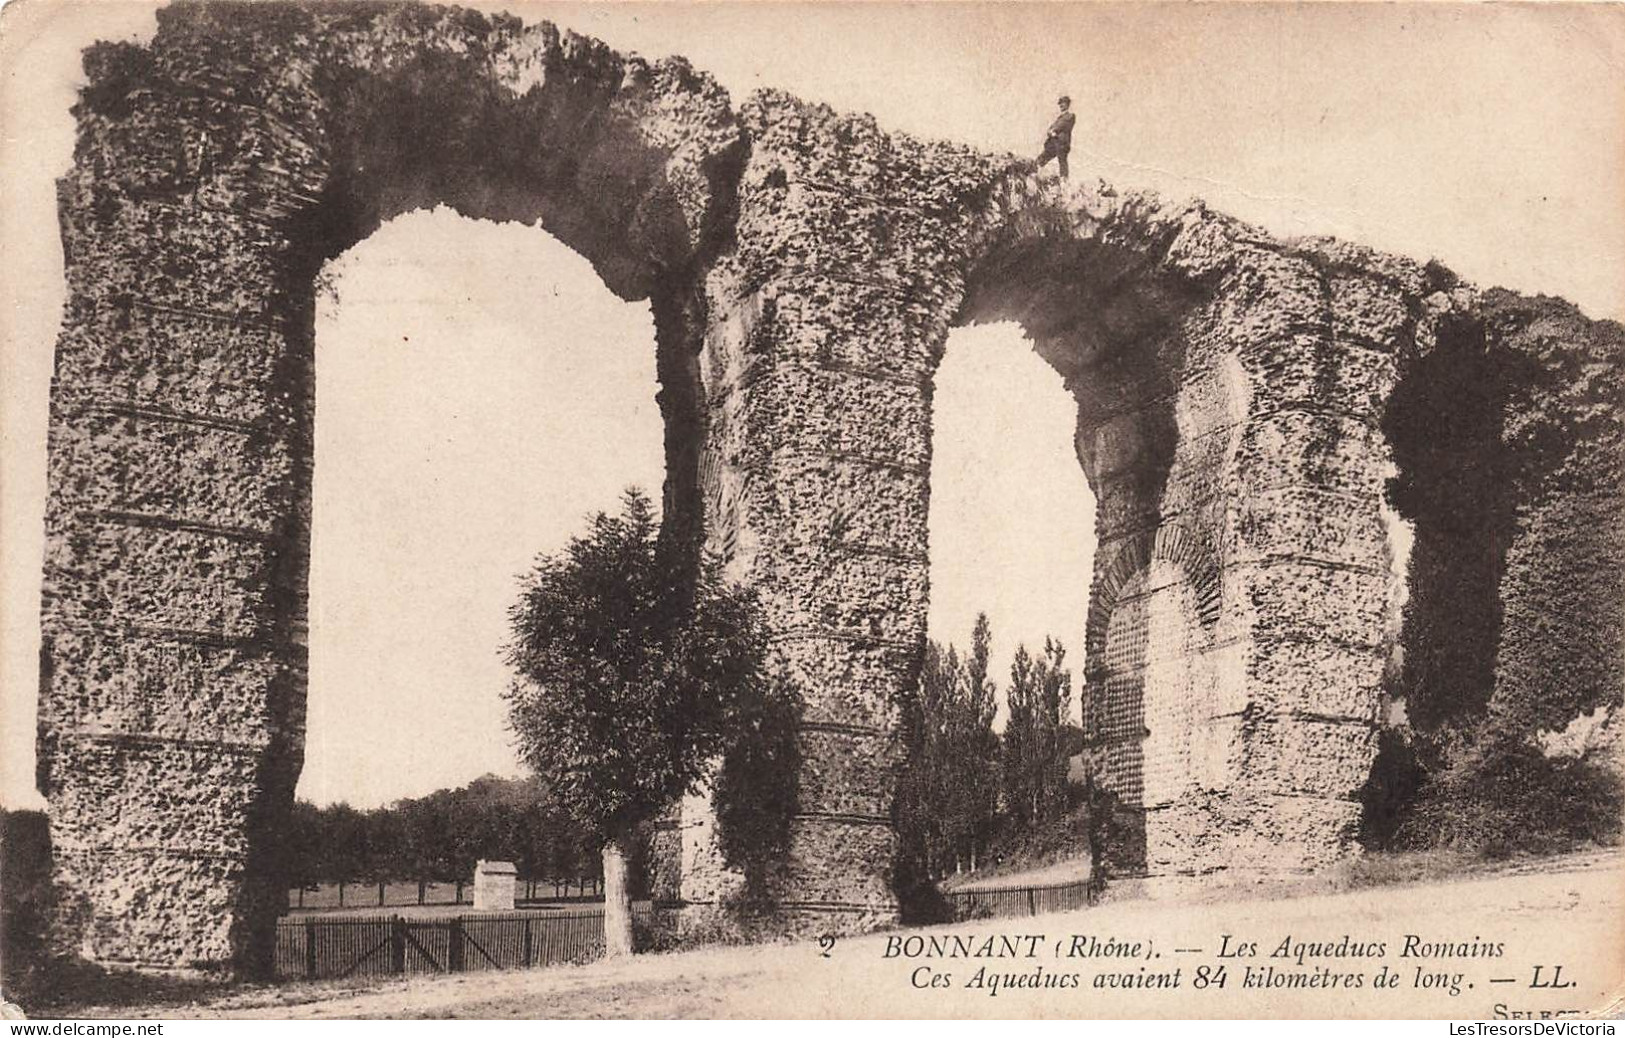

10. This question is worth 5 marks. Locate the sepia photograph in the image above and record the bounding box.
[0,0,1622,1021]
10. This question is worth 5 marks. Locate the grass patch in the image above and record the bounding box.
[1331,848,1496,891]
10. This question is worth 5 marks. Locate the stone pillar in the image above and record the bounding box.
[1076,216,1410,878]
[472,860,518,911]
[37,41,325,969]
[1076,297,1242,876]
[1215,243,1412,871]
[1093,241,1414,875]
[678,96,978,930]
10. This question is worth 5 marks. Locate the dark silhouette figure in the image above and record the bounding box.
[1038,95,1076,179]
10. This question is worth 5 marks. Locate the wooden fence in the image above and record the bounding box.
[942,879,1096,921]
[287,877,602,912]
[276,882,1093,981]
[274,906,652,981]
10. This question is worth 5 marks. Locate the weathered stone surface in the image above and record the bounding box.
[1245,718,1380,799]
[1227,486,1391,569]
[1249,334,1400,420]
[38,631,291,748]
[51,846,247,966]
[50,308,290,421]
[1244,637,1385,722]
[38,0,1623,969]
[1140,792,1366,878]
[1236,411,1391,497]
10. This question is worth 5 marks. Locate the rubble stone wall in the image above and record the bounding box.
[38,0,1622,970]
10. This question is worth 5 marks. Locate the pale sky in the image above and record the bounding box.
[3,2,1622,809]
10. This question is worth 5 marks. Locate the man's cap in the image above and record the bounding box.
[1058,95,1071,105]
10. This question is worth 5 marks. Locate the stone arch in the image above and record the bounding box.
[39,0,1522,970]
[1082,526,1228,871]
[938,175,1408,877]
[39,2,744,971]
[1083,525,1223,663]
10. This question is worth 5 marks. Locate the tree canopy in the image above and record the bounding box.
[503,488,773,845]
[898,616,1084,894]
[897,613,1002,882]
[502,488,799,951]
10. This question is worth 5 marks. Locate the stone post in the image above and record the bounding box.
[472,860,518,912]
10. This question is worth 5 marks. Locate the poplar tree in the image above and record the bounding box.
[1033,637,1074,823]
[1002,636,1074,829]
[960,614,1001,868]
[1003,646,1038,826]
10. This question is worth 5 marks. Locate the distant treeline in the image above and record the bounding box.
[282,774,601,890]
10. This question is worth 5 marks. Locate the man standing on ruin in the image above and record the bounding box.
[1038,95,1077,180]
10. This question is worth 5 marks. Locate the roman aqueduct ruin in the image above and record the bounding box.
[35,1,1623,970]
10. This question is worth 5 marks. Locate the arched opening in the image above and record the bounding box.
[928,323,1093,694]
[918,321,1093,878]
[949,196,1232,878]
[301,207,665,809]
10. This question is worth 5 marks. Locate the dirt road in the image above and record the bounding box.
[124,851,1625,1019]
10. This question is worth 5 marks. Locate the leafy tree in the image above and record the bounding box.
[503,488,777,956]
[897,613,1002,881]
[957,613,1001,870]
[1033,637,1075,823]
[284,799,327,893]
[322,802,369,904]
[365,808,409,898]
[508,780,564,892]
[403,789,463,886]
[712,670,803,899]
[898,640,962,877]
